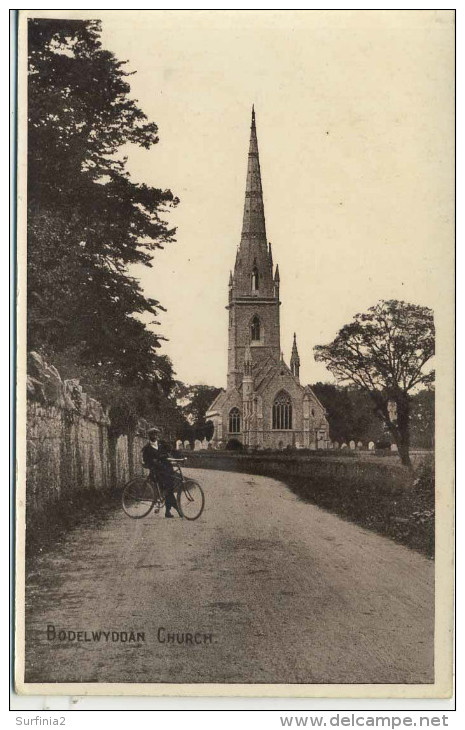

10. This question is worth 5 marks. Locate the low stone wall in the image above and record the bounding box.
[26,352,148,518]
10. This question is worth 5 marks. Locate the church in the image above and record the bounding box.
[206,109,330,450]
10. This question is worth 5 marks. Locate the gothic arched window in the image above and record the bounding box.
[251,267,259,291]
[272,392,293,430]
[229,408,241,434]
[251,315,260,341]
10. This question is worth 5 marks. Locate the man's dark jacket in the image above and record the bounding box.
[142,440,172,470]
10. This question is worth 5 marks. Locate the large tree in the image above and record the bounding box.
[27,18,178,389]
[314,300,434,466]
[311,382,387,445]
[174,383,222,444]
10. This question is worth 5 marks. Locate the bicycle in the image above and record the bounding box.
[121,458,205,521]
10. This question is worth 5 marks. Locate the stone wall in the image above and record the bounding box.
[26,353,148,517]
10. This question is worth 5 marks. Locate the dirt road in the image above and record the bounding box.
[25,469,434,684]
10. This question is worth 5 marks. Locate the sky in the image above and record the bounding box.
[87,10,455,388]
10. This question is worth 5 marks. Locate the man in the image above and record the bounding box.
[142,427,182,519]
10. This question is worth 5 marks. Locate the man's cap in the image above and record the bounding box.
[148,426,161,436]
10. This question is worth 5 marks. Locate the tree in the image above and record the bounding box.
[49,345,181,437]
[410,388,435,449]
[27,18,178,387]
[311,382,386,444]
[314,300,434,466]
[310,383,352,443]
[174,383,222,444]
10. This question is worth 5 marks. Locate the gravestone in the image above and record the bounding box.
[390,443,398,452]
[349,440,356,450]
[333,441,339,450]
[194,439,202,451]
[341,443,348,450]
[201,437,208,450]
[183,440,191,451]
[368,441,375,451]
[176,440,183,451]
[357,441,363,450]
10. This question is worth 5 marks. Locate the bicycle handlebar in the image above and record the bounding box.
[141,458,186,468]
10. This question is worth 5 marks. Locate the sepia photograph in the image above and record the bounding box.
[14,9,454,697]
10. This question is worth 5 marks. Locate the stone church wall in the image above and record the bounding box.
[212,370,330,450]
[26,353,147,518]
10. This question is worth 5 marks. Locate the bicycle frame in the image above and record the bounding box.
[146,458,186,500]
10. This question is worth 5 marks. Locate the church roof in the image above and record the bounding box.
[249,354,299,395]
[205,389,226,415]
[248,357,328,415]
[206,386,242,416]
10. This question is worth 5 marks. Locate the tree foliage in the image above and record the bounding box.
[409,388,435,450]
[311,383,386,444]
[174,383,222,444]
[27,18,181,428]
[312,382,433,448]
[314,300,435,465]
[27,18,178,388]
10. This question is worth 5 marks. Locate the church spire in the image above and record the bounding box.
[290,332,300,380]
[241,105,267,244]
[232,108,275,299]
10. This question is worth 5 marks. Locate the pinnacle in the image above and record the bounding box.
[290,332,300,376]
[291,333,299,356]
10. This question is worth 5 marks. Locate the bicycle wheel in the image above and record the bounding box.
[122,476,155,519]
[178,478,205,521]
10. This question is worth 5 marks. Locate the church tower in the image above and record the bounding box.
[227,107,281,389]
